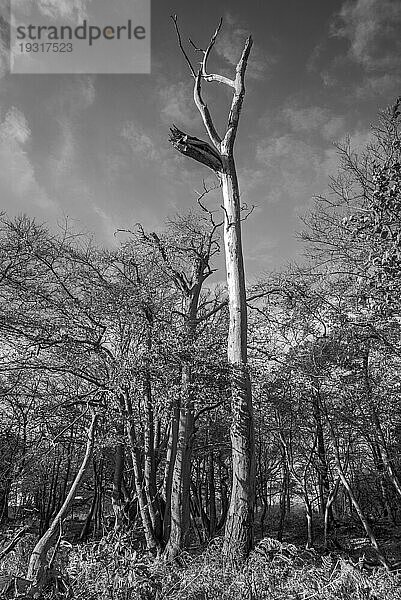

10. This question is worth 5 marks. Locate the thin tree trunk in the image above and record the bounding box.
[142,315,163,542]
[328,430,390,569]
[164,361,194,559]
[208,451,217,537]
[0,526,30,561]
[162,407,179,543]
[372,442,396,525]
[112,442,126,531]
[79,463,98,542]
[277,457,288,543]
[363,350,401,501]
[125,403,159,553]
[27,413,97,590]
[324,477,340,549]
[312,394,329,516]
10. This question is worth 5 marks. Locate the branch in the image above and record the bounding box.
[200,19,235,89]
[223,35,253,150]
[194,70,222,149]
[0,526,30,561]
[171,15,196,78]
[169,126,223,172]
[195,400,224,422]
[197,298,228,323]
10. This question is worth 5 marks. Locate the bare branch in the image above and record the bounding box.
[200,18,236,89]
[223,35,253,151]
[171,15,196,78]
[169,126,222,172]
[194,70,222,149]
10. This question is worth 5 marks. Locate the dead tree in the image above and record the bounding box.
[170,16,255,561]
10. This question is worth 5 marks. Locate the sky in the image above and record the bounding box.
[0,0,400,280]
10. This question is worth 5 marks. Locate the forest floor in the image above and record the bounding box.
[1,514,401,600]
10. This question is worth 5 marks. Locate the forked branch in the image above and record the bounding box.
[170,16,253,162]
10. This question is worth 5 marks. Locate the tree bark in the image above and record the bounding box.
[162,406,179,543]
[111,442,126,531]
[142,316,163,542]
[324,476,340,549]
[220,159,255,561]
[125,396,160,553]
[312,394,329,516]
[164,361,194,559]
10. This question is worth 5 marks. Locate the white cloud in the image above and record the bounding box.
[159,81,198,128]
[12,0,90,22]
[46,76,96,117]
[0,107,54,209]
[91,201,118,243]
[121,121,160,162]
[353,73,401,100]
[334,0,401,72]
[282,105,346,142]
[215,13,275,80]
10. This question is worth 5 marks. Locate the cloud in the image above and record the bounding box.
[215,13,275,80]
[262,102,348,146]
[45,76,95,181]
[0,107,54,209]
[159,81,198,129]
[51,118,75,178]
[46,76,96,118]
[282,105,346,142]
[333,0,401,72]
[12,0,90,22]
[353,73,401,100]
[121,121,161,162]
[90,201,118,243]
[120,119,197,187]
[256,134,337,200]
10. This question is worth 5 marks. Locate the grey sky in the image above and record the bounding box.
[0,0,400,279]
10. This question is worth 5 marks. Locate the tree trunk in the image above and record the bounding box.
[312,394,329,516]
[125,407,159,553]
[329,432,390,569]
[164,361,194,559]
[169,20,254,561]
[372,442,396,524]
[277,456,288,543]
[27,413,97,590]
[162,406,179,543]
[111,442,126,531]
[324,476,340,549]
[220,161,255,561]
[208,451,217,537]
[143,318,163,542]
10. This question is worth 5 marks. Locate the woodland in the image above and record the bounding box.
[1,17,401,600]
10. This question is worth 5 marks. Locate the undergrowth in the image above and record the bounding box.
[65,535,401,600]
[1,533,401,599]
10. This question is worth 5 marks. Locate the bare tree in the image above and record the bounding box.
[170,16,255,560]
[134,209,223,559]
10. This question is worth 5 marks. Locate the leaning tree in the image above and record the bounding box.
[169,17,255,559]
